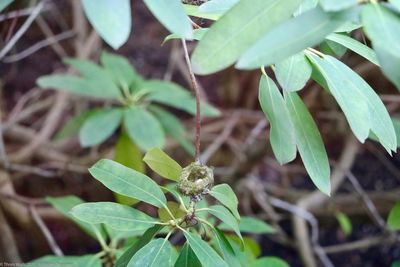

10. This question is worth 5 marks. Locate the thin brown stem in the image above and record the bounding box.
[181,39,201,162]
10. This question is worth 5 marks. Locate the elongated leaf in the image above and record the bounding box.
[362,4,400,89]
[184,4,220,20]
[250,257,289,267]
[336,212,352,236]
[54,110,95,140]
[149,106,195,155]
[320,0,358,11]
[285,92,331,195]
[101,51,140,89]
[199,0,239,15]
[294,0,318,16]
[390,0,400,11]
[237,7,348,69]
[183,231,229,267]
[213,227,241,267]
[204,205,242,241]
[116,225,164,267]
[191,0,302,75]
[89,159,167,208]
[30,255,101,267]
[220,217,275,234]
[143,0,192,38]
[143,148,182,182]
[174,243,201,267]
[163,28,208,44]
[259,74,297,164]
[128,238,173,267]
[0,0,13,12]
[37,74,121,99]
[82,0,131,49]
[209,184,240,219]
[326,33,379,65]
[320,39,347,57]
[307,54,371,142]
[144,80,220,117]
[79,108,122,147]
[275,53,312,92]
[388,202,400,230]
[124,107,165,151]
[71,202,158,231]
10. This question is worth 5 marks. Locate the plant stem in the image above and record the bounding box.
[181,39,201,162]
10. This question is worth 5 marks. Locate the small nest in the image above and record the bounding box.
[177,162,214,200]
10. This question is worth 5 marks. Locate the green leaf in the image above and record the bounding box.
[30,255,101,267]
[101,51,140,89]
[320,39,347,57]
[199,0,239,15]
[158,202,185,222]
[191,0,303,75]
[209,184,240,220]
[390,0,400,11]
[285,92,331,195]
[144,80,220,117]
[124,107,165,151]
[325,33,379,65]
[89,159,167,208]
[81,0,131,49]
[116,225,164,267]
[392,261,400,267]
[128,238,173,267]
[46,196,102,240]
[0,0,13,12]
[70,202,158,232]
[54,110,95,141]
[203,205,242,241]
[183,4,220,20]
[259,74,297,164]
[79,108,122,147]
[37,74,121,99]
[183,231,229,267]
[293,0,318,16]
[320,0,358,11]
[274,53,312,92]
[236,7,348,69]
[250,257,289,267]
[163,28,209,44]
[174,243,201,267]
[306,54,371,142]
[143,148,182,182]
[336,212,352,236]
[388,202,400,230]
[143,0,192,38]
[149,106,195,155]
[219,216,275,234]
[362,4,400,89]
[213,227,241,267]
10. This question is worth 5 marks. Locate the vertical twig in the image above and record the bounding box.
[181,39,202,162]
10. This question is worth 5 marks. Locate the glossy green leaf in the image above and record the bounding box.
[320,39,347,57]
[388,202,400,230]
[275,52,312,92]
[30,255,101,267]
[0,0,13,12]
[144,80,220,117]
[326,33,379,65]
[285,92,331,195]
[250,257,289,267]
[228,235,261,259]
[191,0,302,75]
[143,148,182,182]
[362,4,400,89]
[89,159,167,208]
[143,0,192,38]
[163,28,208,44]
[37,74,121,99]
[219,216,275,234]
[70,202,158,231]
[204,205,242,241]
[293,0,318,16]
[79,108,122,147]
[183,4,220,20]
[54,110,95,140]
[199,0,239,15]
[237,7,348,69]
[149,106,195,155]
[116,225,164,267]
[307,54,371,142]
[124,107,165,151]
[336,212,352,236]
[46,196,102,240]
[174,243,201,267]
[128,238,173,267]
[320,0,358,11]
[184,231,229,267]
[82,0,131,49]
[259,74,297,164]
[213,227,241,267]
[209,184,240,220]
[101,51,140,89]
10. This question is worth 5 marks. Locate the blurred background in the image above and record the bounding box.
[0,0,399,266]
